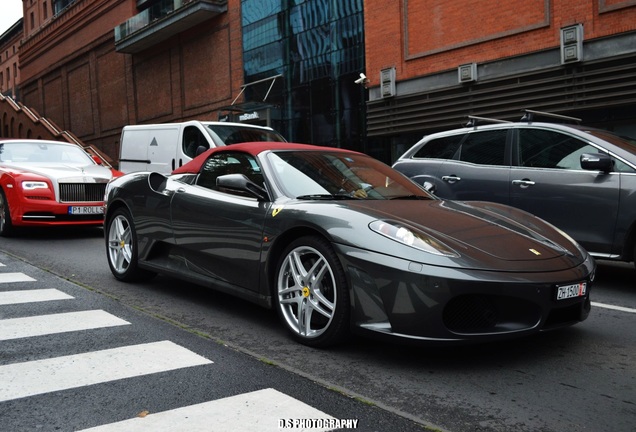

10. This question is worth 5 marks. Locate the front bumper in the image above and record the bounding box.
[14,200,105,227]
[337,244,594,344]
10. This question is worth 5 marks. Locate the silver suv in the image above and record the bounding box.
[393,111,636,270]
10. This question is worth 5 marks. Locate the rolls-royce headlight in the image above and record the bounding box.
[22,181,49,190]
[369,220,459,257]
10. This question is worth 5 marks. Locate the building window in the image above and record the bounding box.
[44,2,49,20]
[53,0,76,15]
[240,0,365,150]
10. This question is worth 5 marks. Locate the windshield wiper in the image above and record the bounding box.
[296,194,354,200]
[389,195,430,200]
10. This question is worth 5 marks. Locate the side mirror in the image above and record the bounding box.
[148,172,168,192]
[216,174,268,201]
[92,155,103,165]
[580,153,613,173]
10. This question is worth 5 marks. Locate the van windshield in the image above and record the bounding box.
[205,124,286,145]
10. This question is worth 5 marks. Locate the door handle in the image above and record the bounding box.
[441,175,461,183]
[512,179,536,187]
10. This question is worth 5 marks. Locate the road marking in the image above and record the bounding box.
[78,388,336,432]
[0,310,130,341]
[0,288,74,305]
[0,272,36,283]
[0,341,213,402]
[592,302,636,314]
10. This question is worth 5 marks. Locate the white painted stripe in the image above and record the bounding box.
[0,272,36,283]
[592,301,636,314]
[0,310,130,341]
[79,388,336,432]
[0,262,5,266]
[0,341,213,402]
[0,288,74,305]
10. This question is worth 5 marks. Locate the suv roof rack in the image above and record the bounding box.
[464,115,512,127]
[520,109,582,124]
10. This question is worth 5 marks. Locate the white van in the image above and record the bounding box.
[118,120,286,173]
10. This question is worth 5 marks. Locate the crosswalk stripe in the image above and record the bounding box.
[0,310,130,341]
[78,388,336,432]
[0,341,213,402]
[0,288,74,305]
[0,272,37,283]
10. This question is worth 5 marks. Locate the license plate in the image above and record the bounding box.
[68,206,104,215]
[556,282,587,300]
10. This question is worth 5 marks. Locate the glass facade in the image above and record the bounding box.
[241,0,365,151]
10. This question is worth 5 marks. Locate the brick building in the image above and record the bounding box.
[3,1,636,164]
[0,19,22,100]
[364,0,636,161]
[11,0,366,163]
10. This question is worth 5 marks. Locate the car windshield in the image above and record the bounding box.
[0,142,94,165]
[205,124,286,145]
[267,150,434,200]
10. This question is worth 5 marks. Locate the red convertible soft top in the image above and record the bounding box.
[172,142,355,175]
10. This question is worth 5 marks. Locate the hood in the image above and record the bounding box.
[339,199,585,271]
[4,162,113,182]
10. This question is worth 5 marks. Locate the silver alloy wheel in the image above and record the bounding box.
[277,245,336,339]
[107,214,133,275]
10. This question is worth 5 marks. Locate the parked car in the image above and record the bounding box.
[118,120,286,174]
[0,139,121,236]
[393,111,636,270]
[104,142,594,348]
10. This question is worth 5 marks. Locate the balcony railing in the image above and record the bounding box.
[114,0,227,53]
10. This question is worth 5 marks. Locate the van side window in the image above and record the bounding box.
[413,135,463,159]
[518,129,596,169]
[183,126,210,158]
[459,130,508,166]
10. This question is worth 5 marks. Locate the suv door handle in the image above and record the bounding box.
[442,175,461,183]
[512,179,536,187]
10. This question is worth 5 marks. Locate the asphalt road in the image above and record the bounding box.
[1,226,635,432]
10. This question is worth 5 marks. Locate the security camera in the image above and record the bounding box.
[354,73,368,85]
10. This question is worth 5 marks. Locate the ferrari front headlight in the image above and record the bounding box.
[370,220,459,257]
[22,181,49,190]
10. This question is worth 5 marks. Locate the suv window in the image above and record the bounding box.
[413,134,463,159]
[459,130,508,165]
[517,129,596,169]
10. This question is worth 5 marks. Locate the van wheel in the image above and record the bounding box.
[105,207,155,282]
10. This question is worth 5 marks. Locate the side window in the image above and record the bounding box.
[196,152,263,196]
[183,126,210,158]
[518,129,596,169]
[413,135,463,159]
[459,130,508,166]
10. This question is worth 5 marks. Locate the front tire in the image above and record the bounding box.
[105,207,155,282]
[275,236,350,347]
[0,188,14,237]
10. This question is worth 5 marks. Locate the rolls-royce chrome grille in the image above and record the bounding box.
[59,183,107,203]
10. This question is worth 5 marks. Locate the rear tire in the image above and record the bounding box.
[0,189,15,237]
[105,207,155,282]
